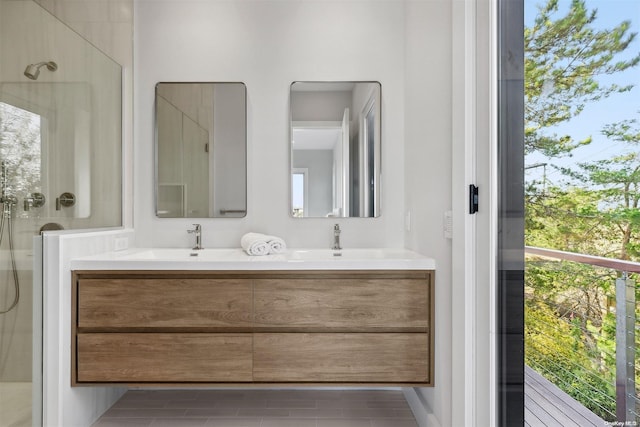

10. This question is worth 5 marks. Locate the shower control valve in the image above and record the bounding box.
[24,192,45,211]
[56,192,76,210]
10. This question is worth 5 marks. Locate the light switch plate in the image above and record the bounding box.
[444,210,453,239]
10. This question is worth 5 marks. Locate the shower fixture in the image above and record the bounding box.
[0,162,19,315]
[24,192,45,211]
[0,162,17,215]
[55,192,75,210]
[23,61,58,80]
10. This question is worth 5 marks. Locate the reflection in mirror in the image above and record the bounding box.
[290,82,381,218]
[155,82,247,218]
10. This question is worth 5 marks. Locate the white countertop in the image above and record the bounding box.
[70,248,436,271]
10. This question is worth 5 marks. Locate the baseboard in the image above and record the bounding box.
[403,388,442,427]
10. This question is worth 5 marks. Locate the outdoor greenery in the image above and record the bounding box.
[525,0,640,421]
[525,0,639,156]
[0,102,41,200]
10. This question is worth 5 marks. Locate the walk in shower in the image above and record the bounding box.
[0,1,123,425]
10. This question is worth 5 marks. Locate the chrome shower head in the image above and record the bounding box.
[24,61,58,80]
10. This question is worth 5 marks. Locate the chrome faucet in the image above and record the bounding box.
[332,223,342,250]
[187,224,203,250]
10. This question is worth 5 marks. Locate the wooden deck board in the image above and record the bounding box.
[525,406,544,427]
[525,366,606,427]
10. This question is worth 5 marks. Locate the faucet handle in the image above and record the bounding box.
[187,224,203,250]
[24,192,46,211]
[332,223,342,250]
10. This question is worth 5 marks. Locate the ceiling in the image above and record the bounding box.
[292,127,342,150]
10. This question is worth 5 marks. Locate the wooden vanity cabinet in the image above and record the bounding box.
[72,270,434,386]
[77,333,253,382]
[253,278,429,330]
[253,333,429,382]
[77,278,253,329]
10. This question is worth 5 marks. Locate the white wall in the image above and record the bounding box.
[291,90,352,122]
[135,1,458,426]
[293,150,333,217]
[135,0,406,249]
[404,1,453,426]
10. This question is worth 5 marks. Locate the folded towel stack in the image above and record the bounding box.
[240,232,270,256]
[267,235,286,254]
[241,232,287,256]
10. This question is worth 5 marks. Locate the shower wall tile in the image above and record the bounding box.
[33,0,134,228]
[31,0,56,14]
[70,21,133,66]
[109,1,133,23]
[0,269,33,382]
[53,1,110,23]
[34,0,133,67]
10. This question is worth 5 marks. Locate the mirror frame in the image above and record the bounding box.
[289,81,382,219]
[154,81,248,219]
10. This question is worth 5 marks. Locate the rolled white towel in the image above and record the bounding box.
[241,232,270,256]
[266,235,287,254]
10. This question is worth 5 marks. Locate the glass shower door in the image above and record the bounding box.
[0,92,44,427]
[0,1,123,425]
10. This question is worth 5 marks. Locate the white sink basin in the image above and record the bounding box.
[288,248,422,261]
[71,248,436,270]
[121,248,238,260]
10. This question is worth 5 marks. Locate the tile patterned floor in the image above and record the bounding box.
[92,389,418,427]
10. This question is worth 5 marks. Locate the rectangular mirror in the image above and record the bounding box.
[155,82,247,218]
[290,81,381,218]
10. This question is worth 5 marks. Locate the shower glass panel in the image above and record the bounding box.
[0,1,123,425]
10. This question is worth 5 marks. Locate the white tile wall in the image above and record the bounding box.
[34,0,134,229]
[42,229,134,427]
[34,0,132,67]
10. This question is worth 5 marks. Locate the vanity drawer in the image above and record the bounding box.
[254,278,430,331]
[253,333,429,383]
[77,278,252,329]
[76,333,252,383]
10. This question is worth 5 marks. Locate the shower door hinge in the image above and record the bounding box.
[469,184,479,214]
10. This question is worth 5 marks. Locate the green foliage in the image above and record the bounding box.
[525,262,618,420]
[525,299,617,420]
[525,180,637,420]
[525,0,640,156]
[525,179,640,420]
[0,102,42,198]
[602,114,640,144]
[526,186,614,255]
[525,0,640,421]
[556,112,640,259]
[525,301,588,372]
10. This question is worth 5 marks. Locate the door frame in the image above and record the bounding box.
[451,0,523,425]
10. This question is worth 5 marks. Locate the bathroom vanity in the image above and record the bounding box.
[71,249,435,387]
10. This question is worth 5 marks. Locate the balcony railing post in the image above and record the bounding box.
[615,271,636,422]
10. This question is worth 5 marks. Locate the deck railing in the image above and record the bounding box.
[525,246,639,423]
